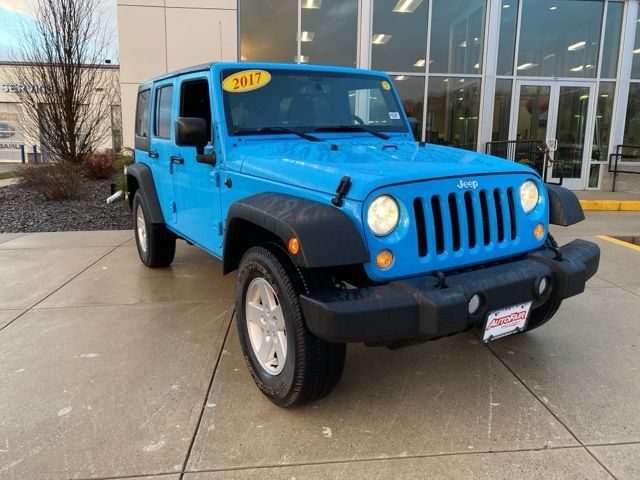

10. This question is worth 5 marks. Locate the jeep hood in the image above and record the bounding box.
[231,140,537,201]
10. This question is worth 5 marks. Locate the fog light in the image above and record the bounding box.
[287,237,300,255]
[538,277,549,295]
[375,249,394,269]
[468,293,482,315]
[534,223,545,240]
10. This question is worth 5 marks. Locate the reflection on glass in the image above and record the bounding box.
[588,163,600,188]
[392,75,425,140]
[592,82,615,162]
[631,10,640,79]
[623,83,640,143]
[426,77,481,149]
[497,0,518,75]
[492,79,512,141]
[301,0,358,66]
[517,0,602,78]
[552,86,590,178]
[372,0,428,73]
[430,0,485,74]
[239,0,297,63]
[516,85,550,141]
[600,1,623,79]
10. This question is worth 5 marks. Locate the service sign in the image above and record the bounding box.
[222,70,271,93]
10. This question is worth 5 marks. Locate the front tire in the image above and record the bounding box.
[235,245,346,407]
[133,191,176,268]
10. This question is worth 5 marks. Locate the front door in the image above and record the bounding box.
[511,81,596,190]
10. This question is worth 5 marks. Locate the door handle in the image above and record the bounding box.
[148,151,159,159]
[170,156,184,164]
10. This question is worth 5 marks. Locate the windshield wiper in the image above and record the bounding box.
[233,126,323,142]
[314,125,390,141]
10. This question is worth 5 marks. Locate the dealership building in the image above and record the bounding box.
[117,0,640,191]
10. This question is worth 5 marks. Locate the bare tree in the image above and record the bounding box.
[9,0,117,164]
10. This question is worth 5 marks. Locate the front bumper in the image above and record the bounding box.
[300,239,599,344]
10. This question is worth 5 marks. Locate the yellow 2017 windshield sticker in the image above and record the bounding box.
[222,70,271,93]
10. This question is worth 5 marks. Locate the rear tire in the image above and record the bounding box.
[235,245,346,407]
[133,191,176,268]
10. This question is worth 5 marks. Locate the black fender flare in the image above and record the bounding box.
[126,163,165,224]
[545,184,585,226]
[223,193,370,273]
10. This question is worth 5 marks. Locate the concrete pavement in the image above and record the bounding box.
[0,213,639,479]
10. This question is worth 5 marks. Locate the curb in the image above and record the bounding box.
[579,200,640,211]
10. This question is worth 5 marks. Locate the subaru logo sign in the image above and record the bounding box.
[456,180,479,190]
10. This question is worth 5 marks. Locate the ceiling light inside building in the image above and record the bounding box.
[633,48,640,54]
[372,34,392,45]
[394,75,408,80]
[302,0,322,8]
[516,63,537,71]
[392,0,423,13]
[549,5,557,10]
[474,63,480,69]
[502,3,510,8]
[579,95,589,100]
[460,40,467,48]
[299,31,315,42]
[294,55,309,63]
[413,59,426,67]
[568,41,586,51]
[544,53,556,60]
[600,94,609,98]
[570,65,584,72]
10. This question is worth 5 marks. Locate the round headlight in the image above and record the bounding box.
[367,195,400,236]
[520,180,539,214]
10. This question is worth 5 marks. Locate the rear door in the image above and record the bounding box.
[150,80,176,223]
[170,74,222,253]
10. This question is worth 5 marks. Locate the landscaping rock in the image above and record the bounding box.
[0,178,132,233]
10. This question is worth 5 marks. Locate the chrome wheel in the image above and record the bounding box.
[136,204,148,253]
[245,277,287,375]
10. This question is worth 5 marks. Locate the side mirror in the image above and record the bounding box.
[175,117,209,154]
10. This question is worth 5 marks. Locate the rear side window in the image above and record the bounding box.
[154,85,173,139]
[135,89,150,138]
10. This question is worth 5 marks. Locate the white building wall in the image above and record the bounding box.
[117,0,238,148]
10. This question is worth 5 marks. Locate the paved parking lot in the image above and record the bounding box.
[1,212,639,479]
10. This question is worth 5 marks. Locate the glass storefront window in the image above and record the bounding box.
[631,9,640,79]
[600,1,623,79]
[592,82,615,162]
[497,0,518,75]
[623,83,640,144]
[301,0,358,67]
[515,85,551,141]
[392,75,425,140]
[426,77,481,149]
[429,0,485,74]
[492,79,512,141]
[517,0,603,78]
[372,0,428,73]
[239,0,297,63]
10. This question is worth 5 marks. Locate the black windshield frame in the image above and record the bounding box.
[221,68,409,137]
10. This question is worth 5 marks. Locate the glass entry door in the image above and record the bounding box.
[510,81,596,190]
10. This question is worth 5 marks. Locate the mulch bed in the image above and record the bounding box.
[0,178,132,233]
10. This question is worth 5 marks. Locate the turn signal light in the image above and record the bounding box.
[376,249,394,269]
[534,223,545,241]
[288,237,300,255]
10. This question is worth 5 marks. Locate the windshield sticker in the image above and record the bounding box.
[222,70,271,93]
[389,111,401,120]
[381,80,391,91]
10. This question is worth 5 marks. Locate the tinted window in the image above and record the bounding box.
[154,85,173,139]
[135,89,150,138]
[180,79,212,142]
[239,0,297,63]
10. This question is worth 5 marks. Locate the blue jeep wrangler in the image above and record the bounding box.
[128,63,599,407]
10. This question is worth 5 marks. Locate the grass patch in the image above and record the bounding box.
[0,171,17,180]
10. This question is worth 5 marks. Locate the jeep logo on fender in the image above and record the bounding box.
[457,180,479,189]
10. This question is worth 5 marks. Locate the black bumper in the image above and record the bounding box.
[300,239,600,344]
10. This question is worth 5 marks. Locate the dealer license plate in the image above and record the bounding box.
[482,301,532,343]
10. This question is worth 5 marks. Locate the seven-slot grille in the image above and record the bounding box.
[413,188,518,258]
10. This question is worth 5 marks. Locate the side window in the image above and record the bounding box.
[134,89,150,150]
[154,85,173,139]
[180,79,212,142]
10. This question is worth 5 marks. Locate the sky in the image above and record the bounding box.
[0,0,118,62]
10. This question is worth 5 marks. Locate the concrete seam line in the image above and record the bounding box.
[178,305,235,480]
[0,242,124,334]
[482,338,619,480]
[597,235,640,252]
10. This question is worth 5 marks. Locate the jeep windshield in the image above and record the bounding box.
[222,69,408,137]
